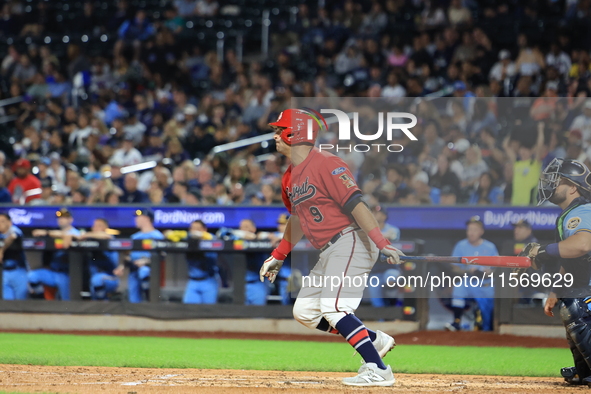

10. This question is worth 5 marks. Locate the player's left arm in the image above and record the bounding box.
[260,215,304,282]
[548,231,591,259]
[529,210,591,269]
[347,196,404,264]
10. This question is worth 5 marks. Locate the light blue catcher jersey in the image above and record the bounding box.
[130,230,165,262]
[562,204,591,242]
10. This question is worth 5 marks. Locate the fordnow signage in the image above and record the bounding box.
[2,205,561,230]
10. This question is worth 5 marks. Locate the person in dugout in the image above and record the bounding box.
[501,219,543,303]
[218,218,269,305]
[0,213,29,300]
[501,219,538,256]
[446,216,499,332]
[29,208,81,300]
[366,205,402,308]
[114,208,164,303]
[76,218,120,300]
[182,220,219,304]
[258,214,293,305]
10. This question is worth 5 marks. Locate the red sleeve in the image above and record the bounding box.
[281,166,293,214]
[7,179,15,195]
[319,156,361,206]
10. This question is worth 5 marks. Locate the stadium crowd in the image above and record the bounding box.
[1,0,591,206]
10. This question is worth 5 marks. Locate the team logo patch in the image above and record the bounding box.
[339,173,356,188]
[332,167,346,175]
[567,217,581,230]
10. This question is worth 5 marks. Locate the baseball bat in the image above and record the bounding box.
[386,255,531,268]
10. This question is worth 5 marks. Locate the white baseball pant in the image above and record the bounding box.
[293,227,379,330]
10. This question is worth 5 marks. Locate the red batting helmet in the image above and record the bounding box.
[269,108,328,146]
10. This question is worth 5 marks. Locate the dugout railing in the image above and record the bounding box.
[0,238,428,325]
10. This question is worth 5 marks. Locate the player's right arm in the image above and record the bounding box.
[260,215,303,283]
[349,201,404,265]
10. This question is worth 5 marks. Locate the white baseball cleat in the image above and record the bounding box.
[353,330,396,358]
[374,330,396,358]
[342,362,395,387]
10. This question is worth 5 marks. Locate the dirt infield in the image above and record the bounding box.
[1,329,569,348]
[0,364,579,394]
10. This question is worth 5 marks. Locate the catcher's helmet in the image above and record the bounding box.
[538,158,591,205]
[268,108,328,146]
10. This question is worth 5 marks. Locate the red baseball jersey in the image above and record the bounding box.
[282,148,361,249]
[8,174,41,204]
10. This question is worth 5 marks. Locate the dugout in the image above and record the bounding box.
[0,204,562,333]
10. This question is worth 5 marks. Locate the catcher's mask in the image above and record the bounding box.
[538,158,591,205]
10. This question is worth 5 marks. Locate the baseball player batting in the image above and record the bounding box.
[260,108,403,387]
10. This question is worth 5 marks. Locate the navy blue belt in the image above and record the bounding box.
[320,227,358,252]
[3,266,17,271]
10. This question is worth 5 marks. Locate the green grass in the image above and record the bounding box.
[0,333,571,377]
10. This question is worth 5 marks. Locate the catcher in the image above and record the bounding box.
[521,158,591,386]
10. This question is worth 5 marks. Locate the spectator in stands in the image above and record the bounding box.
[546,41,571,78]
[429,153,460,190]
[179,220,219,304]
[29,208,81,300]
[505,123,545,205]
[8,158,41,204]
[114,209,164,303]
[244,164,264,201]
[488,49,516,82]
[461,145,488,190]
[195,0,219,17]
[77,218,120,300]
[12,54,36,87]
[116,10,155,59]
[516,34,545,76]
[440,185,458,205]
[0,173,12,203]
[0,213,29,300]
[174,0,198,17]
[166,138,190,166]
[121,173,149,203]
[570,100,591,148]
[448,0,472,26]
[1,0,590,210]
[111,134,143,167]
[468,172,504,205]
[142,129,166,161]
